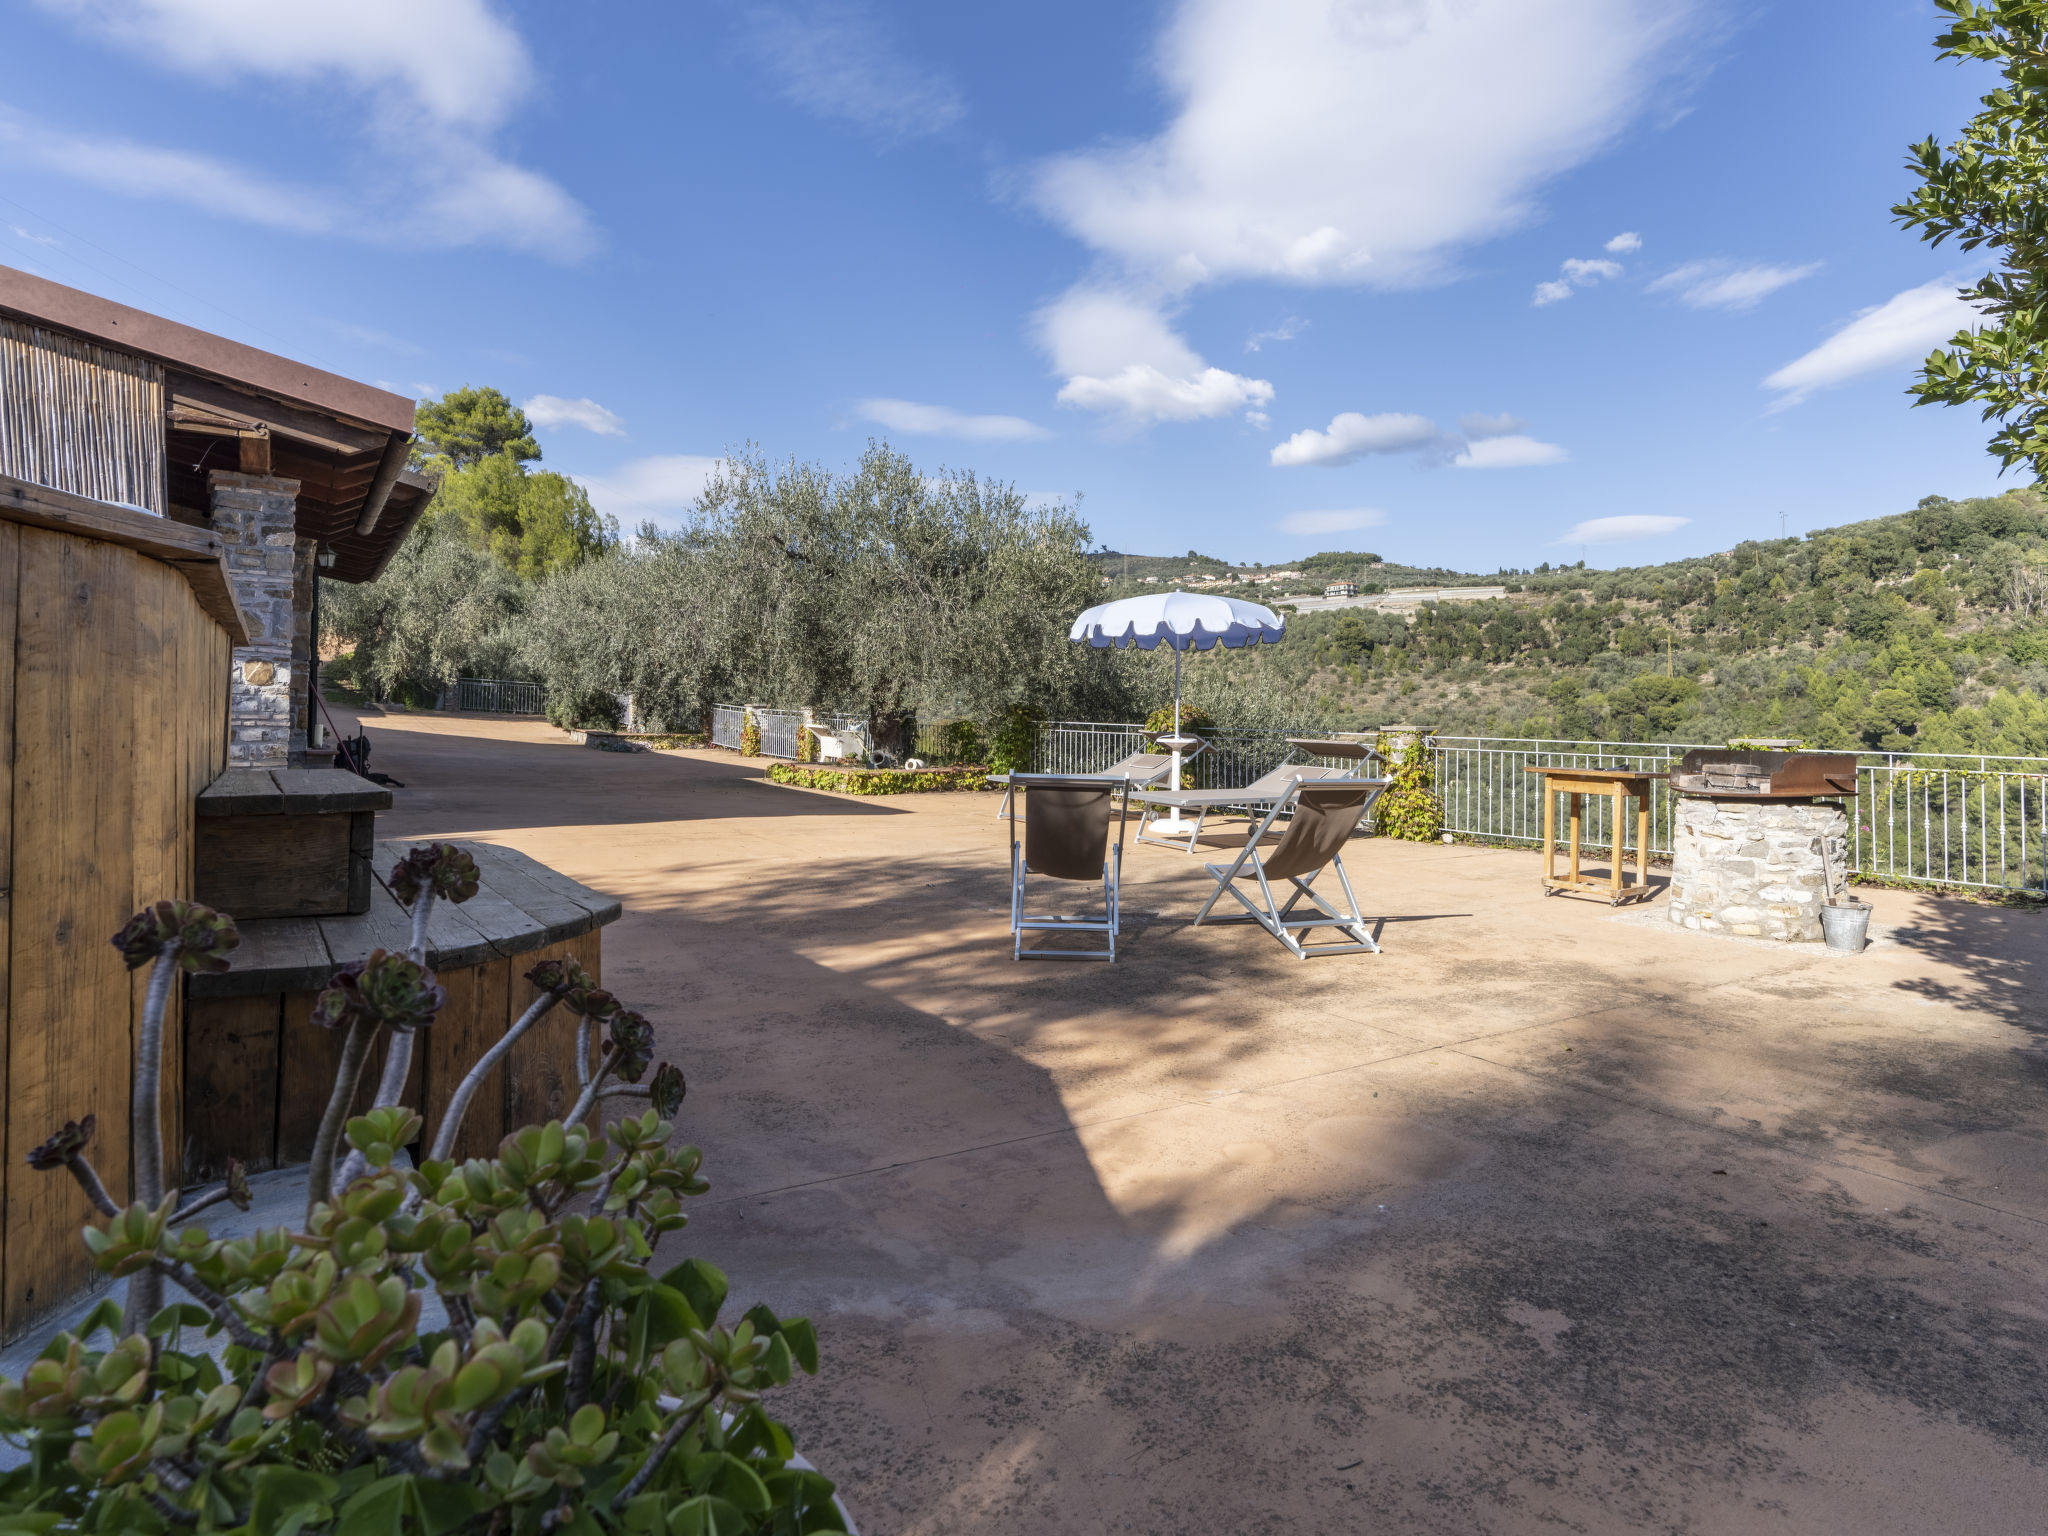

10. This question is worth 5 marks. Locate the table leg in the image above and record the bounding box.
[1542,780,1555,888]
[1611,784,1625,903]
[1636,793,1650,895]
[1568,794,1582,884]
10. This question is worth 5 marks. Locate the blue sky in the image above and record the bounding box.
[0,0,2012,570]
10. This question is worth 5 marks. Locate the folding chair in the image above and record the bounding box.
[1133,762,1355,852]
[992,751,1172,821]
[1007,774,1128,961]
[1192,779,1388,959]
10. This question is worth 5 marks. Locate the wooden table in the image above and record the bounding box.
[1523,766,1656,904]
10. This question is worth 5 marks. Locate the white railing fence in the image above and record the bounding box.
[1428,735,2048,896]
[1036,722,2048,897]
[710,706,867,759]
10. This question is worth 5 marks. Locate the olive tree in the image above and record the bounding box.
[1895,1,2048,475]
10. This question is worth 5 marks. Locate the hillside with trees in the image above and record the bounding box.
[1179,489,2048,755]
[322,386,2048,758]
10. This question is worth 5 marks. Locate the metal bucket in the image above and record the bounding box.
[1821,899,1872,954]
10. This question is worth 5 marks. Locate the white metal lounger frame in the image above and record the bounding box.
[1133,763,1352,853]
[1008,774,1128,962]
[993,752,1173,822]
[1192,779,1388,959]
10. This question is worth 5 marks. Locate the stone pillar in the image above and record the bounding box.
[209,472,313,768]
[1668,797,1849,942]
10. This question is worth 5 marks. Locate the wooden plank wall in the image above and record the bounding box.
[1,531,227,1339]
[183,930,600,1184]
[0,320,167,516]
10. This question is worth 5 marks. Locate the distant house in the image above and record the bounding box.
[1324,581,1359,598]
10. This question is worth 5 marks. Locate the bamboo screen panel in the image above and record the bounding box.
[0,317,165,515]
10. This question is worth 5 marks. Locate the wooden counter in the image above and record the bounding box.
[184,840,621,1177]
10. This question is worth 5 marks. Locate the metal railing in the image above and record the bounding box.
[710,706,866,760]
[455,677,544,715]
[1035,720,1359,791]
[1038,722,2048,896]
[1431,735,2048,895]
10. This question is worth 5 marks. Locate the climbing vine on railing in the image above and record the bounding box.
[1375,733,1445,842]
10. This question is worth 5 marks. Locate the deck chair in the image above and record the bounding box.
[993,751,1172,821]
[1132,762,1355,852]
[1192,778,1388,959]
[1008,774,1128,961]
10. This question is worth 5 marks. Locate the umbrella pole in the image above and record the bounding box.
[1158,643,1190,831]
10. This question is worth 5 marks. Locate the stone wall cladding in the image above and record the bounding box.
[210,472,309,769]
[1668,796,1849,943]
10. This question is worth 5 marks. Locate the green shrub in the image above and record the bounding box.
[767,764,988,795]
[739,712,763,757]
[1374,733,1445,841]
[0,851,845,1535]
[1142,704,1215,741]
[987,707,1042,775]
[546,688,622,731]
[796,726,818,763]
[1143,707,1214,787]
[933,719,983,764]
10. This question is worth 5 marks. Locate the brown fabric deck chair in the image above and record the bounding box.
[1131,762,1355,852]
[1191,778,1388,959]
[992,750,1172,820]
[1008,774,1129,961]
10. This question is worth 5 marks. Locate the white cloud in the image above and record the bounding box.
[739,1,962,143]
[1270,411,1443,467]
[1059,365,1272,423]
[1605,231,1642,253]
[1459,412,1527,439]
[7,223,60,248]
[1280,507,1387,536]
[1535,252,1625,305]
[1031,0,1695,292]
[1562,257,1623,284]
[574,456,724,527]
[1763,277,1983,408]
[1563,514,1688,544]
[20,0,595,260]
[855,398,1049,441]
[1246,316,1306,351]
[1026,0,1697,426]
[37,0,531,126]
[1652,259,1820,312]
[1453,434,1569,468]
[1038,287,1272,424]
[525,396,627,437]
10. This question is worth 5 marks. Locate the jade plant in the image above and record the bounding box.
[0,845,842,1535]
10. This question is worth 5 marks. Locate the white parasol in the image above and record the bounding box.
[1069,593,1286,828]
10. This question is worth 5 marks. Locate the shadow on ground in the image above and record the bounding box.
[365,710,2048,1534]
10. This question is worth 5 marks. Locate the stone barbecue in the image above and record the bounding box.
[1666,750,1858,942]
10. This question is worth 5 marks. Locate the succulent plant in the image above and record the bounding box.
[1,884,841,1535]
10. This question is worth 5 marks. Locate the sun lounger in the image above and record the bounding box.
[1191,778,1388,959]
[1006,774,1128,961]
[991,750,1173,820]
[1130,762,1356,852]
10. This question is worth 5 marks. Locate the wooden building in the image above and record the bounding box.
[0,267,613,1340]
[0,265,436,768]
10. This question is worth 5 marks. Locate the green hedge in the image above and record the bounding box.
[766,763,990,795]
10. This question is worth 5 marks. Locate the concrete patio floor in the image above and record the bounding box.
[352,708,2048,1535]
